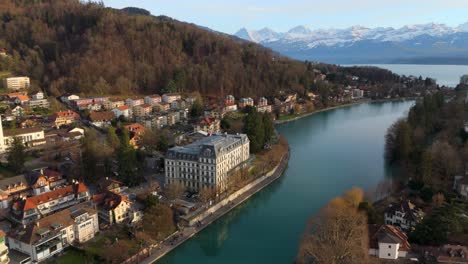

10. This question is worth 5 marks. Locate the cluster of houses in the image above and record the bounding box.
[0,168,143,263]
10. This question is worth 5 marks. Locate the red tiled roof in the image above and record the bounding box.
[117,105,130,111]
[53,110,80,120]
[368,224,410,251]
[22,183,88,211]
[125,123,145,134]
[93,191,127,210]
[15,95,30,101]
[89,111,115,122]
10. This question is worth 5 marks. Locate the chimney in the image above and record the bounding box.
[36,222,39,227]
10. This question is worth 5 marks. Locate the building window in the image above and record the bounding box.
[388,253,391,257]
[388,245,391,248]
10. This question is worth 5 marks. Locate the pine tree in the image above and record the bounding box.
[7,137,26,174]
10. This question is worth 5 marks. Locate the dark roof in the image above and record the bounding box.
[89,111,115,122]
[384,200,424,222]
[0,175,29,192]
[368,224,410,251]
[4,127,43,137]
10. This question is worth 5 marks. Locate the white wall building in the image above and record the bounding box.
[4,77,30,90]
[0,118,46,153]
[165,133,250,191]
[368,224,410,260]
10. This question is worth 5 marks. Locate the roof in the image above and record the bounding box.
[0,175,29,192]
[125,123,145,133]
[13,183,88,212]
[54,110,80,119]
[96,177,124,193]
[137,103,151,109]
[93,191,128,211]
[15,95,30,101]
[197,117,218,126]
[117,105,130,111]
[368,224,410,251]
[8,203,97,244]
[89,111,115,122]
[384,200,424,222]
[3,126,43,137]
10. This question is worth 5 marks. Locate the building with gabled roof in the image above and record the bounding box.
[384,200,424,231]
[7,203,98,263]
[50,110,80,128]
[88,111,114,128]
[93,191,142,226]
[368,224,411,260]
[10,182,90,225]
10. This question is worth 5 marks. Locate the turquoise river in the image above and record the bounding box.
[158,100,415,264]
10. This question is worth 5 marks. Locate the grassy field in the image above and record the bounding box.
[51,248,95,264]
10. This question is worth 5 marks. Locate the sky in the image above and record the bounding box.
[102,0,468,34]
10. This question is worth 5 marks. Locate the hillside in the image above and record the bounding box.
[0,0,333,97]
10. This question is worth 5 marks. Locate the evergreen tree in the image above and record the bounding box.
[117,129,139,186]
[7,137,26,174]
[107,126,120,150]
[190,100,204,118]
[262,113,274,144]
[244,109,265,153]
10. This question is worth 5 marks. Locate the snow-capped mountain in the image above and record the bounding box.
[234,23,468,64]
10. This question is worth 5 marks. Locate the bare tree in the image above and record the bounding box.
[165,180,185,200]
[199,186,216,204]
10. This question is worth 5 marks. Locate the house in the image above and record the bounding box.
[86,103,102,112]
[27,99,50,109]
[238,97,254,108]
[0,230,8,264]
[124,123,145,148]
[257,97,268,107]
[95,177,126,194]
[51,110,80,128]
[368,224,411,260]
[104,98,125,110]
[20,119,36,129]
[0,48,7,56]
[156,102,170,112]
[7,204,98,263]
[14,95,30,105]
[2,126,46,151]
[167,111,180,126]
[45,127,84,144]
[125,98,144,107]
[204,108,226,119]
[352,89,364,99]
[88,111,114,128]
[384,200,424,231]
[433,245,468,263]
[60,94,79,104]
[162,93,181,103]
[0,175,30,208]
[10,181,90,224]
[454,176,468,200]
[185,97,196,105]
[194,117,220,134]
[144,95,161,106]
[93,191,142,226]
[29,169,67,196]
[70,98,93,110]
[225,95,235,105]
[31,92,44,100]
[112,105,131,119]
[133,104,152,117]
[256,104,272,113]
[11,106,25,117]
[4,77,30,90]
[150,115,167,129]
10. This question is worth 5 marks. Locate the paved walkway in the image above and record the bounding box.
[137,151,290,264]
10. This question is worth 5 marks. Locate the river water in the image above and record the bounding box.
[158,100,415,264]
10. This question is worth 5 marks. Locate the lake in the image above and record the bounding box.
[157,100,415,264]
[345,64,468,87]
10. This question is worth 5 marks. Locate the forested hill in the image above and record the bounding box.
[0,0,328,97]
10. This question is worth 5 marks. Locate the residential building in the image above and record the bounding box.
[224,103,237,113]
[93,191,142,226]
[162,93,181,103]
[50,110,80,128]
[10,182,90,224]
[180,108,189,120]
[368,224,411,260]
[0,230,8,264]
[19,119,36,129]
[86,103,102,112]
[454,175,468,200]
[352,89,364,99]
[165,133,250,191]
[125,98,144,107]
[225,95,235,105]
[103,98,125,110]
[45,127,84,144]
[125,123,145,148]
[170,100,181,110]
[156,102,170,112]
[112,105,131,119]
[14,95,30,105]
[7,204,98,263]
[4,77,30,90]
[95,178,126,194]
[0,175,30,209]
[0,123,46,153]
[10,106,25,117]
[384,200,424,231]
[69,98,93,110]
[30,169,67,196]
[460,75,468,85]
[433,245,468,263]
[88,111,114,128]
[194,117,220,134]
[256,105,272,113]
[257,97,268,107]
[133,104,152,117]
[167,111,180,126]
[144,95,162,106]
[60,94,79,104]
[27,99,50,109]
[151,115,167,129]
[238,97,254,108]
[31,92,44,100]
[185,97,196,105]
[204,108,225,119]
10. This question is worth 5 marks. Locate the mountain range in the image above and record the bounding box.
[235,23,468,64]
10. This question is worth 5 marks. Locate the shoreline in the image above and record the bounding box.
[274,97,416,125]
[136,149,290,264]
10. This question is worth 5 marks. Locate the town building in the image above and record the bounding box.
[162,93,181,103]
[125,123,145,148]
[10,181,90,225]
[144,95,162,106]
[155,102,170,112]
[133,104,152,117]
[460,75,468,85]
[0,119,46,153]
[112,105,131,119]
[0,230,8,264]
[31,92,44,100]
[88,111,114,128]
[13,95,30,105]
[93,191,142,226]
[384,200,424,231]
[3,77,30,90]
[432,244,468,263]
[352,89,364,99]
[225,95,235,105]
[238,97,254,108]
[125,98,144,108]
[7,204,98,263]
[50,110,80,128]
[27,99,50,109]
[10,106,25,117]
[165,133,250,191]
[104,98,125,110]
[454,175,468,200]
[95,177,126,194]
[194,117,220,134]
[256,105,272,113]
[257,97,268,107]
[60,94,79,104]
[204,108,225,119]
[368,224,411,260]
[0,175,30,209]
[167,111,181,126]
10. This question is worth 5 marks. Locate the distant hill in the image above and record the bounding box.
[0,0,327,97]
[236,24,468,65]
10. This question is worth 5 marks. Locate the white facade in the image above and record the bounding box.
[162,93,181,103]
[0,118,46,153]
[4,77,30,90]
[165,134,250,191]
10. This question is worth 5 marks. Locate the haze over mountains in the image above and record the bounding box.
[235,23,468,64]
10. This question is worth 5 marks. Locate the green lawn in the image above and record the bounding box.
[0,165,16,179]
[52,248,96,264]
[278,114,299,121]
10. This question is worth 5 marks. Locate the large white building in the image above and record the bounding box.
[0,118,46,153]
[165,133,250,191]
[368,224,411,260]
[3,77,30,90]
